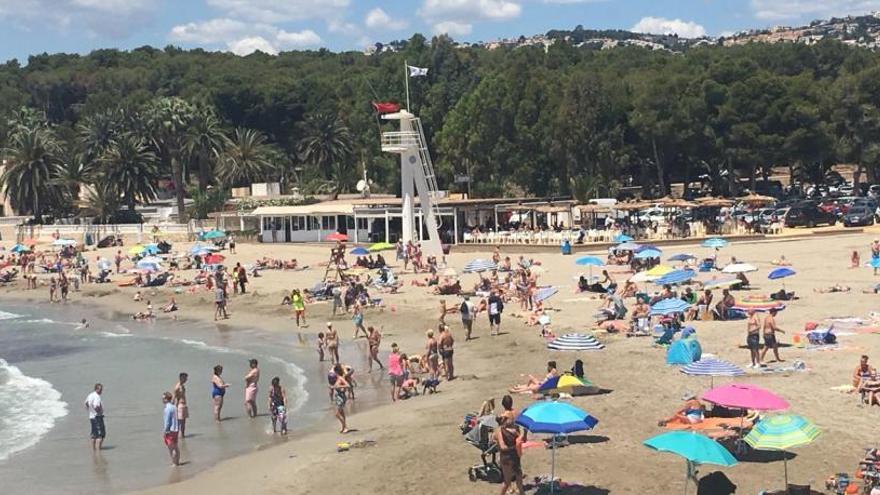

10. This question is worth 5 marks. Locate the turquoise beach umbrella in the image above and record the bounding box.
[644,431,737,495]
[203,230,226,240]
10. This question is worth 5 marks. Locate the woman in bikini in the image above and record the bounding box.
[325,323,340,364]
[509,361,558,394]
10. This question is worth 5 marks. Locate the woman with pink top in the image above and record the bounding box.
[387,343,404,402]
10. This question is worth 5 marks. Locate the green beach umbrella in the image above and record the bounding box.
[369,242,394,252]
[744,414,820,489]
[203,230,226,240]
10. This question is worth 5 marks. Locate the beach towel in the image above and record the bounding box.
[664,417,745,432]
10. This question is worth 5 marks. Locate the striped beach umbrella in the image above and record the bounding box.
[463,259,497,273]
[537,375,594,395]
[681,358,744,386]
[534,286,559,303]
[655,269,696,286]
[646,265,674,277]
[744,415,820,488]
[547,333,605,351]
[702,237,729,249]
[650,298,692,316]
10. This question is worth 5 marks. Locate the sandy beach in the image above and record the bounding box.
[4,230,880,494]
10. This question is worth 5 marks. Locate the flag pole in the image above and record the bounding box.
[404,59,411,111]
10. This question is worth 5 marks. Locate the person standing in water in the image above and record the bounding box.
[388,343,404,402]
[291,289,307,327]
[332,364,350,434]
[85,383,105,451]
[367,326,383,372]
[268,376,288,435]
[211,365,230,422]
[173,372,188,438]
[162,392,180,466]
[351,302,367,339]
[326,322,340,364]
[244,359,260,418]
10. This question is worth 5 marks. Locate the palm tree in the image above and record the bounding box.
[144,97,195,222]
[78,110,121,163]
[102,134,160,211]
[1,126,62,219]
[83,182,121,224]
[185,106,229,191]
[217,128,276,187]
[297,112,354,198]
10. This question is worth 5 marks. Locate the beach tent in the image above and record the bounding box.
[667,338,702,365]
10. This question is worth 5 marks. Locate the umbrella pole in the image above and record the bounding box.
[551,436,557,494]
[783,453,789,493]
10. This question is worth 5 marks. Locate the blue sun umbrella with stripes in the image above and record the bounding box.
[463,259,497,273]
[650,298,692,316]
[681,357,745,386]
[655,269,697,286]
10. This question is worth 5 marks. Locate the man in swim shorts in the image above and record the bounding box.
[746,310,763,368]
[760,308,785,363]
[162,391,180,466]
[487,290,504,336]
[85,383,105,450]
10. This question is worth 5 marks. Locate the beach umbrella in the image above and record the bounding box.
[635,249,663,260]
[575,256,604,266]
[516,401,599,494]
[702,237,729,249]
[139,255,163,264]
[644,431,738,495]
[616,242,641,251]
[325,232,348,242]
[190,243,218,255]
[635,244,661,254]
[204,253,225,265]
[744,414,820,489]
[701,383,789,411]
[203,230,226,240]
[871,258,880,269]
[22,238,39,246]
[350,247,370,256]
[128,245,146,256]
[143,243,160,255]
[369,242,395,252]
[681,358,745,387]
[722,263,758,274]
[547,333,605,351]
[668,253,697,262]
[534,286,559,303]
[701,277,742,290]
[630,271,659,283]
[646,265,674,277]
[96,259,111,271]
[614,233,634,243]
[52,239,76,247]
[537,375,595,395]
[655,269,697,286]
[768,267,796,280]
[463,259,497,273]
[650,298,692,317]
[10,244,29,253]
[135,259,162,272]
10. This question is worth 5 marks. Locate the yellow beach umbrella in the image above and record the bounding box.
[128,245,146,256]
[645,265,674,277]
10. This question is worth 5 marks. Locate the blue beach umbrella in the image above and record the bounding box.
[96,259,112,271]
[202,230,226,240]
[650,298,692,317]
[614,233,634,243]
[136,259,162,272]
[768,267,796,280]
[575,256,604,266]
[644,431,738,495]
[702,237,729,249]
[143,243,160,255]
[517,401,599,493]
[616,242,641,251]
[10,244,29,253]
[668,253,696,262]
[463,259,497,273]
[636,244,661,253]
[680,357,745,387]
[655,269,696,286]
[635,249,663,260]
[350,247,370,256]
[870,258,880,269]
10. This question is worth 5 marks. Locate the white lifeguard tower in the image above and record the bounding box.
[380,109,444,256]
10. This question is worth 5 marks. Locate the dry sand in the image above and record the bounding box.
[4,229,880,494]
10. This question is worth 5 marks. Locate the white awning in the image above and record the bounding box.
[252,202,355,216]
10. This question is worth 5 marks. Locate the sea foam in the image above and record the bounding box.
[0,359,68,461]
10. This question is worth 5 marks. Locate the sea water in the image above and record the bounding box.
[0,303,341,495]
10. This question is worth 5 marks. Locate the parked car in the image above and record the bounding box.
[868,184,880,200]
[844,206,875,227]
[783,206,837,228]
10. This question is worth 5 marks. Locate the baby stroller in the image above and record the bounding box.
[463,415,502,484]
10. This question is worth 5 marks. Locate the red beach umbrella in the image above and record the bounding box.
[325,232,348,242]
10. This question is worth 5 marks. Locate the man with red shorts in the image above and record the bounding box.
[162,392,180,466]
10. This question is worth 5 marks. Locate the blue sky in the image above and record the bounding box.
[0,0,877,62]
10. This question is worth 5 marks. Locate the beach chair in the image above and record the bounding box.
[464,418,502,484]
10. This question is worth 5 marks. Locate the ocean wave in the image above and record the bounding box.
[22,319,60,325]
[178,338,237,354]
[0,311,23,321]
[99,332,132,338]
[0,359,68,461]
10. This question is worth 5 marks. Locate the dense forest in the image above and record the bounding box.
[2,34,880,221]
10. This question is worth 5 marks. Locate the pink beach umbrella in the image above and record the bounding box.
[701,383,789,411]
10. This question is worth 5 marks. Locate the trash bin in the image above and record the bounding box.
[560,240,572,255]
[85,232,93,246]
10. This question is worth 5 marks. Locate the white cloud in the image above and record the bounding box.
[365,7,408,31]
[0,0,153,37]
[433,20,473,36]
[169,18,322,55]
[750,0,880,21]
[631,16,707,38]
[206,0,350,23]
[228,36,278,56]
[419,0,521,23]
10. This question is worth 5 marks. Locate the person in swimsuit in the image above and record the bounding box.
[268,376,288,435]
[291,289,307,327]
[85,383,105,451]
[494,415,525,495]
[331,364,350,433]
[173,372,189,438]
[351,302,367,339]
[367,326,383,372]
[509,362,558,394]
[658,394,705,426]
[425,329,440,381]
[746,310,763,368]
[325,322,340,364]
[439,324,455,381]
[211,365,230,422]
[388,343,404,402]
[162,391,181,466]
[244,359,260,418]
[760,308,785,363]
[316,332,326,362]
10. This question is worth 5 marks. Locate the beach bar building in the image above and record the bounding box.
[253,197,575,244]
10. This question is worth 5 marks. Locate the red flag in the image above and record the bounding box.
[372,102,400,114]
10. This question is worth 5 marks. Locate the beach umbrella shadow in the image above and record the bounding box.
[532,484,610,495]
[566,434,610,445]
[735,447,797,464]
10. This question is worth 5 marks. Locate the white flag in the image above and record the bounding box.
[408,65,429,77]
